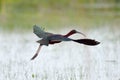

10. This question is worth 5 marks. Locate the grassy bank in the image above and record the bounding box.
[0,0,120,31]
[1,9,119,31]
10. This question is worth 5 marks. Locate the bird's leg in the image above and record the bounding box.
[31,44,42,60]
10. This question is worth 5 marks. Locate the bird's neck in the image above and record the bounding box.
[64,31,74,37]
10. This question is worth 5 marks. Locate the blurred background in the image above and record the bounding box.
[0,0,120,31]
[0,0,120,80]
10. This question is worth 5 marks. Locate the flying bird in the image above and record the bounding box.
[31,25,100,60]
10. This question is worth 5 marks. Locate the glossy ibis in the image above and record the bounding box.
[31,25,100,60]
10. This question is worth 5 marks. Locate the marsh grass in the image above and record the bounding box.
[0,2,120,31]
[0,1,120,80]
[0,26,120,80]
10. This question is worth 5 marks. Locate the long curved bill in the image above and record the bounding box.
[76,31,86,37]
[31,44,42,60]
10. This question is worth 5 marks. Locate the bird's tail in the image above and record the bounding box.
[73,39,100,46]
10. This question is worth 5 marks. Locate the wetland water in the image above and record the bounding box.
[0,27,120,80]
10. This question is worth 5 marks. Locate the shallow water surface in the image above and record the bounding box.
[0,27,120,80]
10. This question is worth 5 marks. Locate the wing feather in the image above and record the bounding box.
[33,25,53,38]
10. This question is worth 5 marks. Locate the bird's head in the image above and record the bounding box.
[71,29,86,37]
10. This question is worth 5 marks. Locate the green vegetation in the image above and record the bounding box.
[0,0,120,31]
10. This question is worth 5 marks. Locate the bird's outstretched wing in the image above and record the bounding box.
[31,44,42,60]
[48,35,100,46]
[73,39,100,46]
[33,25,53,38]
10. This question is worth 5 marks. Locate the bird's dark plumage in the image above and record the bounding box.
[73,39,100,46]
[31,25,100,60]
[33,25,53,38]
